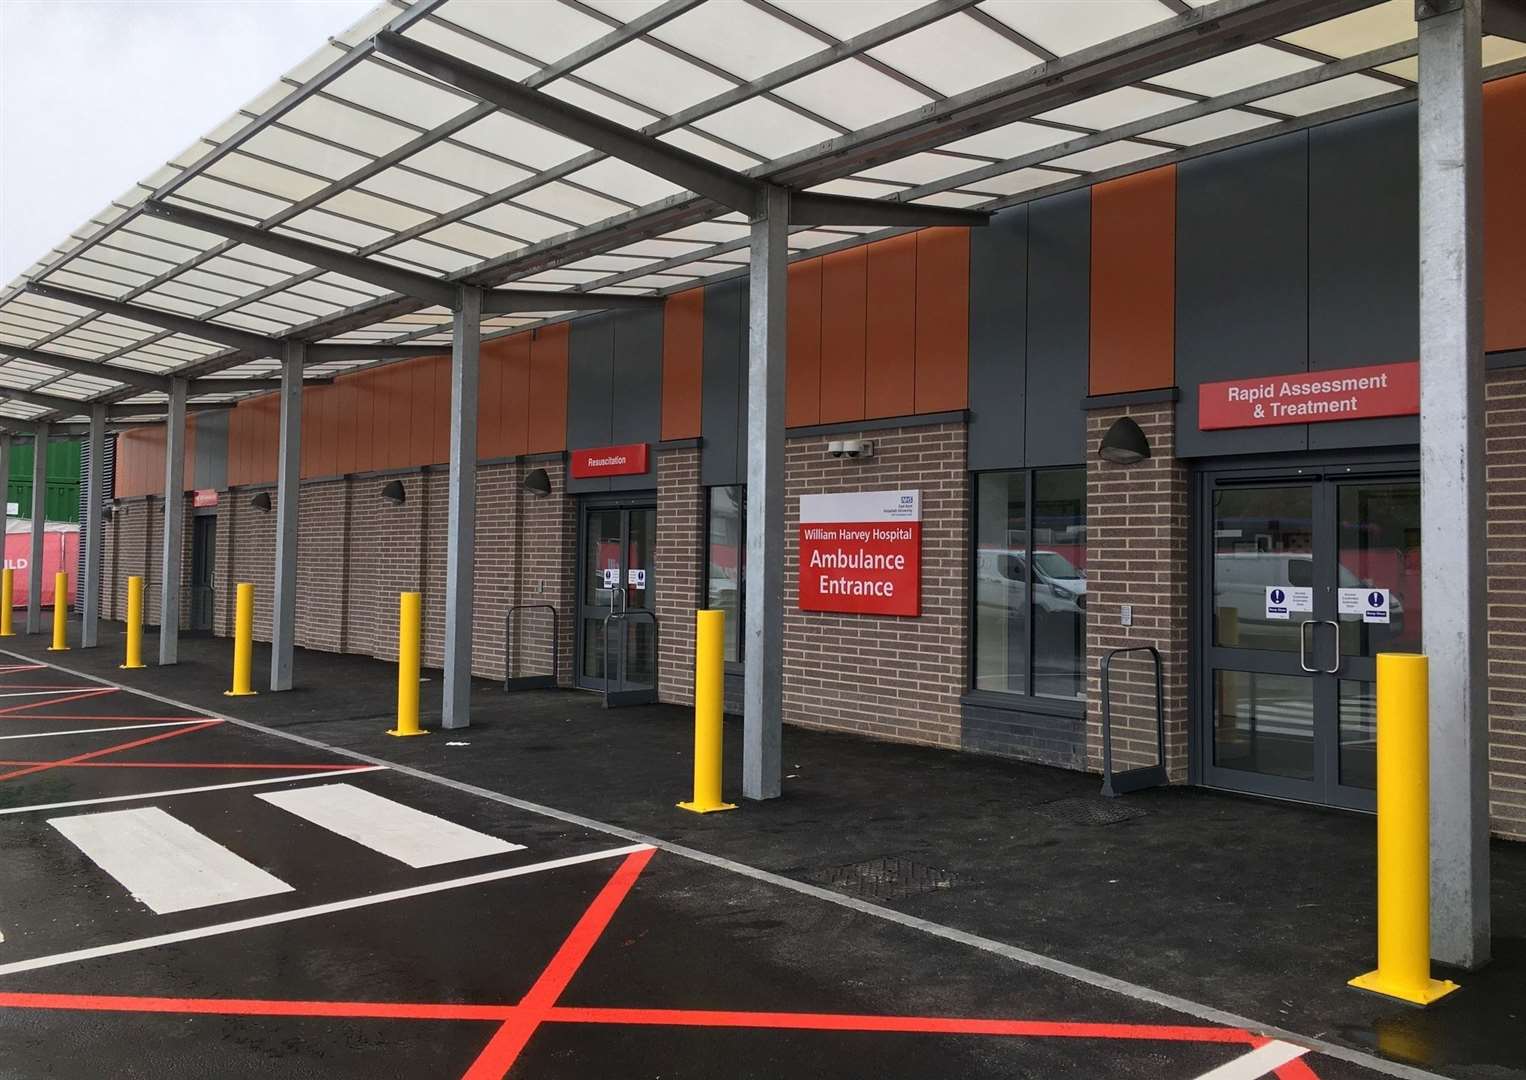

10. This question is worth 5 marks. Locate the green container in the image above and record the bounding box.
[7,439,82,523]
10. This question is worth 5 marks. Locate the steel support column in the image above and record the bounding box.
[158,379,187,665]
[271,341,304,691]
[442,285,481,730]
[26,427,46,635]
[1418,0,1490,969]
[743,185,788,801]
[81,403,106,648]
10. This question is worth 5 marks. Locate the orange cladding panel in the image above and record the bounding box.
[819,246,868,423]
[527,324,569,453]
[334,378,358,477]
[865,233,917,419]
[1089,165,1176,395]
[478,338,507,459]
[786,258,823,427]
[913,227,970,413]
[501,332,531,457]
[661,290,704,440]
[1486,73,1526,352]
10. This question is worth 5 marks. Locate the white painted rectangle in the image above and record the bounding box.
[257,783,523,868]
[50,806,293,914]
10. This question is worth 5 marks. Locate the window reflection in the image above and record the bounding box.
[973,468,1087,701]
[706,486,744,664]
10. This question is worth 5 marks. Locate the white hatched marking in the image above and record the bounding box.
[1191,1040,1309,1080]
[258,782,523,867]
[49,807,293,914]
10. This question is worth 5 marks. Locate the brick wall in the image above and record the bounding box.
[1084,406,1190,781]
[1486,368,1526,841]
[655,447,704,706]
[782,424,968,748]
[513,459,576,687]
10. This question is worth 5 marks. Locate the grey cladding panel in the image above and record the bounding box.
[1026,190,1089,468]
[701,278,745,487]
[967,205,1027,471]
[1176,131,1310,458]
[193,409,228,491]
[1308,103,1420,451]
[610,306,664,491]
[567,315,615,494]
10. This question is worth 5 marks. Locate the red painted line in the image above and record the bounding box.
[0,720,221,782]
[462,847,656,1080]
[0,990,517,1022]
[542,1008,1258,1044]
[0,688,116,716]
[0,760,362,771]
[1275,1058,1321,1080]
[0,684,122,690]
[0,714,205,722]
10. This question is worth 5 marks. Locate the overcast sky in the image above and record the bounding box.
[0,0,378,285]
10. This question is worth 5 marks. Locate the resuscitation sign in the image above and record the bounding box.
[1338,587,1390,624]
[1264,586,1312,620]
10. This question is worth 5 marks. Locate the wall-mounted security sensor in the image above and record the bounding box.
[826,439,874,460]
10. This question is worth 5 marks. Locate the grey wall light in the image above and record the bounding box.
[522,467,551,498]
[381,479,407,505]
[250,491,272,513]
[1098,416,1151,465]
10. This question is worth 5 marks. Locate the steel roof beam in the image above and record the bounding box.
[0,344,174,393]
[373,30,989,229]
[478,290,663,315]
[0,383,224,419]
[1485,0,1526,39]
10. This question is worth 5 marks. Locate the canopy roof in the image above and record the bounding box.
[2,0,1523,426]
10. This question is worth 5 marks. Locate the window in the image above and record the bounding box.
[973,468,1087,702]
[706,485,744,663]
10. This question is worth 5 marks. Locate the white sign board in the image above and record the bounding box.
[602,567,619,588]
[1338,587,1390,624]
[1264,586,1313,621]
[627,568,646,589]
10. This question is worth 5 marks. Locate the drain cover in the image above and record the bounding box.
[813,856,958,902]
[1030,797,1146,826]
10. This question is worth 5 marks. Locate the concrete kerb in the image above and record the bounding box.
[0,647,1450,1080]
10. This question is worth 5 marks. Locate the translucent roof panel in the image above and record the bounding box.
[7,0,1510,422]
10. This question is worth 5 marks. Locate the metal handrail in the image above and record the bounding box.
[503,603,559,691]
[602,607,658,708]
[1099,644,1168,798]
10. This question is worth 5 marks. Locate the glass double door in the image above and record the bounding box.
[1198,464,1421,809]
[576,499,657,701]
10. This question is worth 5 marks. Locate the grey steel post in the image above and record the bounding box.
[1418,0,1490,969]
[158,378,187,665]
[26,425,47,635]
[743,185,788,801]
[442,285,481,730]
[81,403,106,648]
[270,340,304,691]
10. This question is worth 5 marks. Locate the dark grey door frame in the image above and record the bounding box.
[1191,451,1419,811]
[574,491,656,695]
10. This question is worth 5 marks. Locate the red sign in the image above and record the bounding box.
[798,490,921,617]
[1199,361,1419,430]
[193,489,219,508]
[570,443,649,479]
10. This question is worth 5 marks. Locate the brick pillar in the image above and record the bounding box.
[1085,406,1190,780]
[517,460,575,686]
[1485,368,1526,840]
[655,447,704,706]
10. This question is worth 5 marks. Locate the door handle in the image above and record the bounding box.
[1298,620,1317,673]
[1321,619,1341,674]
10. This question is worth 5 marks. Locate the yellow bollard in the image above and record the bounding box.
[224,582,257,697]
[1349,653,1460,1006]
[388,591,427,737]
[121,576,145,670]
[678,609,736,814]
[47,572,70,652]
[0,567,13,637]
